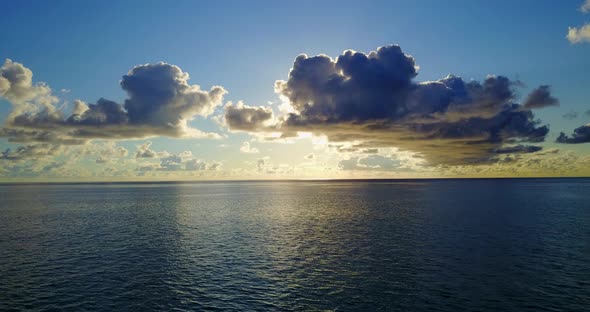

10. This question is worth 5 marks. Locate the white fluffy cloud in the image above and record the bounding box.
[239,141,259,154]
[567,1,590,44]
[567,24,590,44]
[0,59,60,122]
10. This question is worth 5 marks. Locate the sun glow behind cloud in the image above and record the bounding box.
[0,50,583,182]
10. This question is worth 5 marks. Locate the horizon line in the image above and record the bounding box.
[1,176,589,186]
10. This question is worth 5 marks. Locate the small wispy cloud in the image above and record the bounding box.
[240,141,259,154]
[563,111,579,120]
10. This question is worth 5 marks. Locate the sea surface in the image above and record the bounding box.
[0,179,589,311]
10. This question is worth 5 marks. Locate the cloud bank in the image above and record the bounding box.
[339,155,402,171]
[225,45,552,165]
[1,60,226,144]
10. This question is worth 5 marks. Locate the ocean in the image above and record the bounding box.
[0,179,588,311]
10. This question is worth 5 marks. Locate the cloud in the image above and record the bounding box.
[179,150,193,158]
[0,59,58,107]
[339,155,402,171]
[135,141,171,159]
[522,85,559,109]
[253,158,293,175]
[0,141,133,178]
[0,143,83,177]
[360,148,379,154]
[563,111,579,120]
[1,143,63,161]
[185,159,207,171]
[330,145,380,154]
[223,101,275,132]
[556,124,590,144]
[436,148,590,177]
[252,156,294,175]
[69,141,129,163]
[226,45,552,165]
[137,154,221,172]
[159,154,184,171]
[93,143,128,163]
[41,161,67,173]
[492,145,543,154]
[120,63,225,127]
[189,159,221,171]
[1,60,226,144]
[67,98,128,126]
[133,143,221,172]
[256,158,266,172]
[135,141,158,158]
[304,153,315,160]
[567,2,590,44]
[239,141,259,153]
[71,100,88,115]
[0,59,61,129]
[567,24,590,44]
[96,156,109,164]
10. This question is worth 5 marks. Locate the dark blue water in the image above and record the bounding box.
[0,179,589,311]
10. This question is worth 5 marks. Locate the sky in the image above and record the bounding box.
[1,0,590,182]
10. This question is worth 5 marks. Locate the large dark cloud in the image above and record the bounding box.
[276,46,418,122]
[1,60,226,144]
[120,63,225,126]
[225,45,553,165]
[556,125,590,144]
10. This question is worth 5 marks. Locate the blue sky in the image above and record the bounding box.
[1,1,590,181]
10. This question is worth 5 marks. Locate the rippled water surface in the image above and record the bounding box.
[0,179,589,311]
